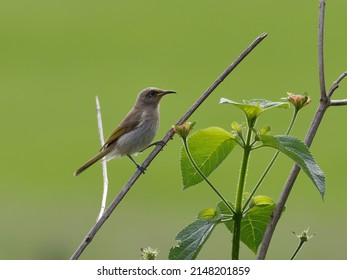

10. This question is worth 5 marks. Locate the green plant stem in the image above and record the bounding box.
[285,108,299,136]
[290,239,305,260]
[242,109,299,211]
[232,126,253,260]
[182,139,235,215]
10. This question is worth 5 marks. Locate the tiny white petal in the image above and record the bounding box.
[219,98,232,104]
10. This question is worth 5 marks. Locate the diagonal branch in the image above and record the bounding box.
[70,32,268,260]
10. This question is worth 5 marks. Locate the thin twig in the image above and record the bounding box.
[318,0,327,100]
[328,71,347,97]
[70,32,268,260]
[95,96,109,221]
[330,99,347,106]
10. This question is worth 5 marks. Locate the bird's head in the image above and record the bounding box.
[135,87,176,108]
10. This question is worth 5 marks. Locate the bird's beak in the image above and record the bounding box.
[159,89,176,96]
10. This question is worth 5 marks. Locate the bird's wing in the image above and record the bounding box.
[101,118,140,151]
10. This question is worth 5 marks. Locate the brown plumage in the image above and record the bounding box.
[74,87,176,176]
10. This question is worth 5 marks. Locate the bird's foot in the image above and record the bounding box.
[128,155,146,174]
[152,140,166,150]
[136,164,146,174]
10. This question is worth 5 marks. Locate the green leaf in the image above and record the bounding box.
[259,125,271,136]
[198,208,219,220]
[169,214,221,260]
[220,98,289,127]
[180,127,237,189]
[220,98,289,112]
[250,195,275,207]
[241,202,276,254]
[217,198,275,254]
[258,134,325,198]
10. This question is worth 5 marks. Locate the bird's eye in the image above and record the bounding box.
[148,90,157,97]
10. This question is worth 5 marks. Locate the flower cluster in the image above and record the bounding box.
[140,247,159,260]
[285,93,312,110]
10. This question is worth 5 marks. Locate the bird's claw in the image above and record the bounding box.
[136,164,146,174]
[154,140,166,149]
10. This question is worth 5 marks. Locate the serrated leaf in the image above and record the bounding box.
[241,203,276,254]
[180,127,237,189]
[220,98,289,126]
[198,208,219,220]
[169,215,221,260]
[217,199,275,254]
[258,134,325,198]
[220,98,289,112]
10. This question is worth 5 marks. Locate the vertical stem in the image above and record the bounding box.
[95,96,109,221]
[232,127,253,259]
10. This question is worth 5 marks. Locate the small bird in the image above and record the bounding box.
[74,87,176,176]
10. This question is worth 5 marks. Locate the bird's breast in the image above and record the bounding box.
[113,110,160,156]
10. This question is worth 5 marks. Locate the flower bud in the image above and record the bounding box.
[231,121,243,135]
[293,228,315,243]
[172,122,196,139]
[285,93,312,110]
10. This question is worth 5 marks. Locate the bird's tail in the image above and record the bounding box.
[74,149,108,176]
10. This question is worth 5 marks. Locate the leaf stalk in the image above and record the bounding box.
[182,138,236,215]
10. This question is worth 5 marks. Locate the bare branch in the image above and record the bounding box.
[328,71,347,97]
[174,32,268,125]
[318,0,327,99]
[95,96,109,221]
[330,99,347,106]
[70,32,268,260]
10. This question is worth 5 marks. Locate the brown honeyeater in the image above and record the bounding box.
[74,87,176,176]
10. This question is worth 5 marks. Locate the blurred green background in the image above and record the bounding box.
[1,0,346,260]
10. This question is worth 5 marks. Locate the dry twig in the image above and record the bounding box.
[95,96,109,221]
